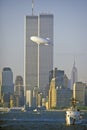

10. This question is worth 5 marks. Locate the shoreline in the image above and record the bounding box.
[0,106,87,113]
[46,109,87,112]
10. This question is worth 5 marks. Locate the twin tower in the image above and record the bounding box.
[24,14,54,94]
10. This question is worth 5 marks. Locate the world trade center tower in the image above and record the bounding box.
[24,14,54,95]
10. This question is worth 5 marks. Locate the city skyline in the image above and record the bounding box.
[0,0,87,82]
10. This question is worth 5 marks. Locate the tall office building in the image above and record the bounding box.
[0,70,2,101]
[15,76,24,96]
[56,87,72,108]
[49,68,68,88]
[2,67,14,94]
[73,82,86,106]
[24,14,53,95]
[71,61,78,90]
[2,67,14,107]
[26,90,32,107]
[85,85,87,106]
[14,75,24,106]
[48,78,57,109]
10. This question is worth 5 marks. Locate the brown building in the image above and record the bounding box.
[48,78,57,109]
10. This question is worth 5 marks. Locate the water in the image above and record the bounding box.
[0,111,87,130]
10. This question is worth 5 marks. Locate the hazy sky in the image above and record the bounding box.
[0,0,87,82]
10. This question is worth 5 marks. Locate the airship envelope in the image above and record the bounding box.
[30,36,49,45]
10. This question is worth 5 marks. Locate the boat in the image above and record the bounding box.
[65,98,83,125]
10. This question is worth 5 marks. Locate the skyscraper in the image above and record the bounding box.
[71,61,78,90]
[73,82,86,106]
[14,75,24,106]
[24,14,53,94]
[49,68,68,88]
[2,67,14,94]
[2,67,14,107]
[48,78,57,109]
[0,70,2,101]
[15,76,24,96]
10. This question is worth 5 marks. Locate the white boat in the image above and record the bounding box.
[65,98,83,125]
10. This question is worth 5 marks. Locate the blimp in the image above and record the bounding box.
[30,36,49,45]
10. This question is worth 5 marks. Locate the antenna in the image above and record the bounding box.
[32,0,34,16]
[74,58,75,67]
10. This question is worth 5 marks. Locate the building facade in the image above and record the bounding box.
[14,75,24,107]
[2,67,14,94]
[73,82,86,106]
[49,68,68,88]
[0,70,2,102]
[56,87,72,108]
[24,14,54,102]
[71,61,78,90]
[48,78,57,109]
[26,90,32,107]
[85,85,87,106]
[2,67,14,107]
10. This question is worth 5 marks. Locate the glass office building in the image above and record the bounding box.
[2,67,14,94]
[24,14,53,93]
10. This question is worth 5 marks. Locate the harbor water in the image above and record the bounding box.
[0,110,87,130]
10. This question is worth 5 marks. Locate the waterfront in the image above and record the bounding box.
[0,111,87,130]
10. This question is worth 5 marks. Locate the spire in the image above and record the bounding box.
[73,59,75,67]
[32,0,34,16]
[73,55,76,68]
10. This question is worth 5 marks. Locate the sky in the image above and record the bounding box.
[0,0,87,83]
